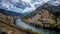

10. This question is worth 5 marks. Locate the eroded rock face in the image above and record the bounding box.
[23,9,55,27]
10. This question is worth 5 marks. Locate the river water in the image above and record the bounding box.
[15,19,59,34]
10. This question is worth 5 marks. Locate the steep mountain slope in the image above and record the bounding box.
[22,4,60,30]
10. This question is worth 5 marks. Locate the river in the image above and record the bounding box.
[15,18,59,34]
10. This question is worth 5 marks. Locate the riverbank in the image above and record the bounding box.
[22,9,60,32]
[0,12,43,34]
[0,12,59,34]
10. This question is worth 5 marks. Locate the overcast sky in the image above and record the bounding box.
[0,0,60,15]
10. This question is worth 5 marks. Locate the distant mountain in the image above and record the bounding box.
[21,12,32,16]
[35,3,60,15]
[0,0,56,16]
[25,3,60,18]
[0,9,24,18]
[41,3,60,15]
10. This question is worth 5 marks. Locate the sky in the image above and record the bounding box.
[0,0,60,16]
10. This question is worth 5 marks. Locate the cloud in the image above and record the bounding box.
[22,0,31,2]
[0,0,60,16]
[21,7,36,13]
[21,0,50,13]
[48,0,60,6]
[10,0,19,3]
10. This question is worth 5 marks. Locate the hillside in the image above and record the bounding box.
[22,4,60,30]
